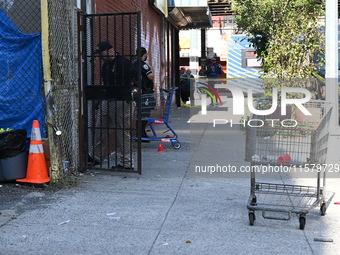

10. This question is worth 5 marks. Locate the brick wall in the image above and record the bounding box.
[94,0,164,91]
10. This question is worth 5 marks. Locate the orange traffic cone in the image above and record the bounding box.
[17,120,50,184]
[158,144,164,152]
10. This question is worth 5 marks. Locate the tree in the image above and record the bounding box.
[229,0,325,88]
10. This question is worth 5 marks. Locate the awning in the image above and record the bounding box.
[168,0,212,29]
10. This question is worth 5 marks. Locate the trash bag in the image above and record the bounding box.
[0,129,27,159]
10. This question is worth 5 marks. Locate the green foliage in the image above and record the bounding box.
[48,174,81,189]
[230,0,325,85]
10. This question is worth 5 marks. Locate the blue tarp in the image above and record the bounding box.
[0,9,44,138]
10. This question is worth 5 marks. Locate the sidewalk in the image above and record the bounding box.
[1,102,340,255]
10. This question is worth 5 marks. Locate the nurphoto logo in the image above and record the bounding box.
[202,85,312,116]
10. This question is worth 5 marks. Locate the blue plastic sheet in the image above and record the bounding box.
[0,9,44,137]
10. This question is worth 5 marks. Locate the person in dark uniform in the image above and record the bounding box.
[133,47,155,140]
[92,41,135,169]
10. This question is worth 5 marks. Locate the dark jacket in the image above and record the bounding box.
[101,55,134,87]
[206,63,222,79]
[100,54,135,101]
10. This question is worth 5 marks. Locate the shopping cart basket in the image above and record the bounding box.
[136,87,181,149]
[245,99,333,229]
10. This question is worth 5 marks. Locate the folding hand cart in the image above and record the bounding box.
[245,99,333,230]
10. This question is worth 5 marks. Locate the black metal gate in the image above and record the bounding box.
[82,12,142,173]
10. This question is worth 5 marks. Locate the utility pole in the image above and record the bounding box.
[201,28,206,75]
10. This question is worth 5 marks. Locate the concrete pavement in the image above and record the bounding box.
[1,97,340,255]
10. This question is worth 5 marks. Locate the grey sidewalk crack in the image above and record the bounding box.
[147,166,190,255]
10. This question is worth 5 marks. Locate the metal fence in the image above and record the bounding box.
[45,0,79,179]
[1,0,80,181]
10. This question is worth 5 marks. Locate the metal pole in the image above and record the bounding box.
[41,0,60,181]
[201,28,206,72]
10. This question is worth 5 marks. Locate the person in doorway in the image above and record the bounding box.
[180,66,186,77]
[179,67,189,104]
[198,65,206,76]
[186,69,195,106]
[177,67,186,107]
[180,68,190,104]
[133,47,155,142]
[206,57,222,106]
[91,41,135,170]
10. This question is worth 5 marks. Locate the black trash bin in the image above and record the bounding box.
[0,129,28,182]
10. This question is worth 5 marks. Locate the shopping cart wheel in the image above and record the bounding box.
[299,214,306,230]
[320,203,327,216]
[172,141,181,149]
[249,211,255,226]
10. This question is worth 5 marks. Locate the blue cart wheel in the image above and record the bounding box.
[172,141,181,149]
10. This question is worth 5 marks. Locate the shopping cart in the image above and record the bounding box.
[245,99,333,230]
[136,87,181,149]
